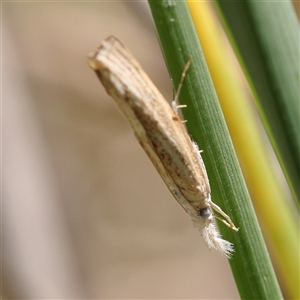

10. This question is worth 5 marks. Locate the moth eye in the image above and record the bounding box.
[199,207,212,219]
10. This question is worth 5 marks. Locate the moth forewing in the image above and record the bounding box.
[88,35,238,258]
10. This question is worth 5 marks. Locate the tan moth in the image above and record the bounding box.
[87,36,238,257]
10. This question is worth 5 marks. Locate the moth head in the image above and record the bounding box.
[199,206,212,219]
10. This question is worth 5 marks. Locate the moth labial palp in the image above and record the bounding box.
[87,35,238,258]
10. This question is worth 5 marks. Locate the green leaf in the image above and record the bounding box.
[215,0,300,208]
[147,0,283,299]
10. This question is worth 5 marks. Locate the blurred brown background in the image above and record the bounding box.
[2,2,239,298]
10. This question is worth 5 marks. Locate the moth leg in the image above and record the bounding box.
[171,102,187,115]
[171,56,192,114]
[210,201,239,232]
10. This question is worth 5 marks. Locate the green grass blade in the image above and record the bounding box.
[147,0,283,299]
[215,0,300,207]
[188,3,298,298]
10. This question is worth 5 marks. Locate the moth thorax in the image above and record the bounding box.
[199,206,212,219]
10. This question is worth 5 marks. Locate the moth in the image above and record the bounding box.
[87,36,238,257]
